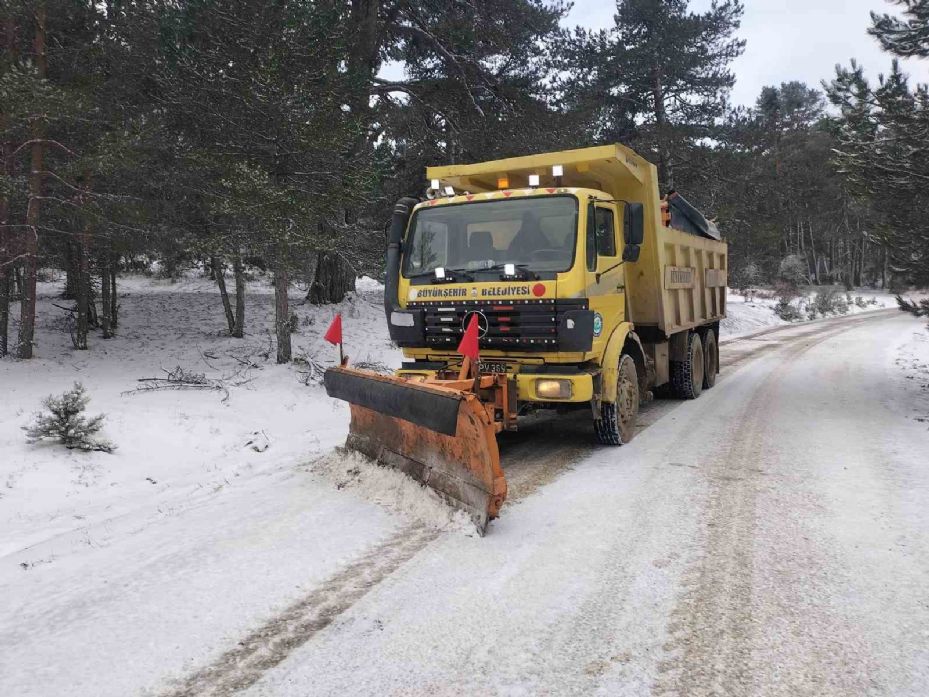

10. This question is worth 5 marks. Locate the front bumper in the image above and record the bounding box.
[395,368,594,404]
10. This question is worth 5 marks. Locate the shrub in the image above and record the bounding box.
[835,294,850,315]
[773,280,801,303]
[735,261,763,296]
[777,254,808,287]
[813,288,838,315]
[774,299,803,321]
[25,383,115,453]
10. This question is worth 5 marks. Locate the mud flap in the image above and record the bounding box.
[325,368,507,532]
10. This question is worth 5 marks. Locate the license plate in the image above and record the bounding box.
[479,361,509,374]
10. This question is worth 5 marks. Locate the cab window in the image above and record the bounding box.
[595,207,616,257]
[586,205,617,271]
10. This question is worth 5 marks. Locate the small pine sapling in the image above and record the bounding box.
[25,382,115,453]
[897,295,929,316]
[897,295,929,329]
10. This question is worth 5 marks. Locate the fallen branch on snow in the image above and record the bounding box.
[123,365,230,402]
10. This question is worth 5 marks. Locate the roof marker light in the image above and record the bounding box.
[528,174,540,188]
[504,263,516,276]
[444,185,455,196]
[551,165,564,177]
[430,179,440,190]
[434,267,446,280]
[497,176,509,189]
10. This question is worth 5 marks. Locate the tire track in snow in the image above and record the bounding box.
[653,316,895,697]
[160,312,894,697]
[160,524,440,697]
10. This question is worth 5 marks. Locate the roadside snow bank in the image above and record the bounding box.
[309,450,475,534]
[721,288,895,339]
[891,323,929,425]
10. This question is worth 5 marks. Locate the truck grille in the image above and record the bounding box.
[407,299,589,351]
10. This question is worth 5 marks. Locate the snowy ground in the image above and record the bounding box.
[1,275,926,696]
[0,274,410,696]
[1,274,400,557]
[720,286,894,338]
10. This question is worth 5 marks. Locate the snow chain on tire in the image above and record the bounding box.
[670,331,704,400]
[702,327,718,389]
[595,353,640,445]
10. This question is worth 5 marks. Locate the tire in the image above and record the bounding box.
[595,353,640,445]
[670,331,704,400]
[702,328,718,389]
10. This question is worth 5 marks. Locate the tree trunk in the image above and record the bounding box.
[304,250,319,296]
[232,253,245,338]
[212,256,236,334]
[881,245,887,289]
[100,248,112,339]
[347,0,381,149]
[0,16,14,357]
[852,240,865,288]
[651,64,672,190]
[63,239,80,298]
[75,227,89,350]
[274,265,290,364]
[0,133,9,358]
[18,2,45,359]
[807,219,821,285]
[306,251,355,304]
[109,251,117,328]
[74,171,94,350]
[0,267,9,357]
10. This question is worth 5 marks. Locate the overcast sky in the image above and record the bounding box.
[565,0,929,107]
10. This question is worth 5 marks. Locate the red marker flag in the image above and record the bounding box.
[457,314,481,362]
[324,313,342,345]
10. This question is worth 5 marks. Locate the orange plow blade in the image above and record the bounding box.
[324,367,507,532]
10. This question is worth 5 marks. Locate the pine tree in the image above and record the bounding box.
[870,0,929,58]
[153,0,363,362]
[563,0,744,189]
[25,382,114,452]
[826,60,929,285]
[357,1,570,273]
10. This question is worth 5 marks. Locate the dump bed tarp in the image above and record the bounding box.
[667,192,721,241]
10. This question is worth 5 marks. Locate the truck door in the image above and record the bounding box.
[585,201,625,355]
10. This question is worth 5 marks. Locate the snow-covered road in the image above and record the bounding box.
[4,309,929,696]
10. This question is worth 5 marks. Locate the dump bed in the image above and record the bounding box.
[626,224,727,336]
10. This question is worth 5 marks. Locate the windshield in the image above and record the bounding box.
[402,196,578,277]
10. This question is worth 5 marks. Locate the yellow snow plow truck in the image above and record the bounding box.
[325,144,727,530]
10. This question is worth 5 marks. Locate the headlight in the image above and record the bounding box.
[401,373,428,382]
[390,311,416,327]
[536,378,573,399]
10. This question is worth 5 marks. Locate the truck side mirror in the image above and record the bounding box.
[623,202,644,246]
[622,245,640,262]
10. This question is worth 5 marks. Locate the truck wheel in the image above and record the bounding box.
[595,353,639,445]
[703,328,718,389]
[671,331,704,400]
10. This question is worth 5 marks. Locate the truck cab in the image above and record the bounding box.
[390,185,637,406]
